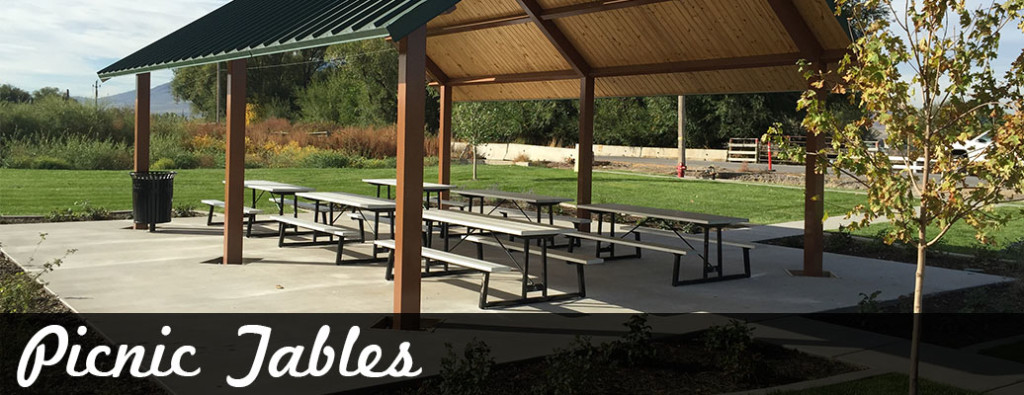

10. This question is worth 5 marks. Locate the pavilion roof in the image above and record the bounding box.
[99,0,853,101]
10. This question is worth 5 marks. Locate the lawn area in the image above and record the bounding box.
[780,372,976,395]
[847,207,1024,255]
[0,165,866,224]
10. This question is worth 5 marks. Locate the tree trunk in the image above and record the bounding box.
[909,147,931,395]
[909,241,926,395]
[471,144,478,181]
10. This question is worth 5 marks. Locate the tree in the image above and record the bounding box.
[452,102,519,180]
[31,87,62,101]
[797,1,1024,393]
[171,48,326,120]
[0,84,31,103]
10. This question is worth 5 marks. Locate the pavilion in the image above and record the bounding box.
[98,0,853,324]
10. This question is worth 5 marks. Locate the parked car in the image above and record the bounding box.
[951,132,990,162]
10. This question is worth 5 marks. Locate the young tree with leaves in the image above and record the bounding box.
[795,1,1024,393]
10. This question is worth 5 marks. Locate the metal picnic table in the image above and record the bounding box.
[454,189,573,225]
[361,179,456,210]
[421,209,575,307]
[575,203,749,284]
[296,191,397,260]
[242,180,315,216]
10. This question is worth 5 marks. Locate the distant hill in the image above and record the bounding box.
[79,83,193,116]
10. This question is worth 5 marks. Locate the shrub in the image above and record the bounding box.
[173,203,199,218]
[31,156,72,170]
[301,150,353,168]
[151,158,177,170]
[857,290,883,313]
[438,340,494,395]
[702,320,756,375]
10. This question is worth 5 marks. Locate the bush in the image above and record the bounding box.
[702,320,757,375]
[301,150,353,168]
[438,340,494,395]
[31,156,72,170]
[151,157,177,170]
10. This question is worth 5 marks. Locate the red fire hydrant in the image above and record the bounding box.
[676,163,687,178]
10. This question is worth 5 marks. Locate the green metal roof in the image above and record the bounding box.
[98,0,458,80]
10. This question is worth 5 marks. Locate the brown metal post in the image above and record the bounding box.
[133,73,151,230]
[576,76,595,232]
[223,59,247,265]
[394,26,427,329]
[438,84,453,199]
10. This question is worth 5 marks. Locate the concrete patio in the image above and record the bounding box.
[0,213,1008,314]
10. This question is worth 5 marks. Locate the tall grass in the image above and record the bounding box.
[1,101,438,170]
[0,97,134,143]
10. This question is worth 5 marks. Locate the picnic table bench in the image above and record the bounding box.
[374,239,512,309]
[296,191,397,261]
[201,199,264,237]
[422,209,579,308]
[269,215,360,265]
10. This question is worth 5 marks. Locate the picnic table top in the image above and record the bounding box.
[454,189,573,205]
[422,209,572,237]
[576,203,748,227]
[296,192,396,211]
[361,179,456,191]
[241,180,316,193]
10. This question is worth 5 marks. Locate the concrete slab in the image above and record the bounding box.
[0,214,1008,314]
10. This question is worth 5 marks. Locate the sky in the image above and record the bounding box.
[0,0,1021,100]
[0,0,229,98]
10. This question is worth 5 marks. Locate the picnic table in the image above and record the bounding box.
[296,191,397,260]
[454,189,573,224]
[362,179,456,210]
[242,180,315,216]
[421,209,576,307]
[575,203,751,285]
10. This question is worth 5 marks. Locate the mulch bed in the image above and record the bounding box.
[372,334,858,395]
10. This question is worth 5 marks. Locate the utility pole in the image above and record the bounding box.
[93,80,100,107]
[677,95,687,178]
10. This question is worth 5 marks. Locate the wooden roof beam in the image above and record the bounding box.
[439,50,848,86]
[428,0,673,37]
[768,0,824,61]
[516,0,591,76]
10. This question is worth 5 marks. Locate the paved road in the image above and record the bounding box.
[596,156,807,174]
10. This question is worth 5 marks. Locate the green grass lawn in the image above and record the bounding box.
[847,207,1024,256]
[779,372,977,395]
[0,165,866,224]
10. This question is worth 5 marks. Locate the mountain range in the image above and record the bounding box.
[78,83,193,116]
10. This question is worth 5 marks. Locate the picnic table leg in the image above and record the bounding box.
[522,238,530,300]
[251,188,256,209]
[541,238,548,298]
[703,226,711,280]
[376,185,381,198]
[716,227,724,277]
[277,193,284,215]
[292,194,299,218]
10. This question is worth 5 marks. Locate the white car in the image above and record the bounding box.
[951,132,990,162]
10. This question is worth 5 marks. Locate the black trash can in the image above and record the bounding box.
[130,171,176,232]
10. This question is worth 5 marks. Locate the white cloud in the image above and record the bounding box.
[0,0,228,97]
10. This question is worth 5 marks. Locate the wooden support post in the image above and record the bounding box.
[802,66,827,277]
[223,59,247,265]
[677,95,686,178]
[438,84,453,199]
[133,73,151,230]
[576,76,595,232]
[394,26,427,329]
[803,131,825,276]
